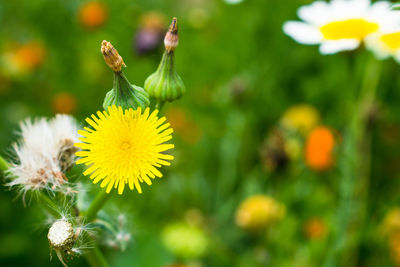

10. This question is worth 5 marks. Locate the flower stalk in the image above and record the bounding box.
[325,55,382,266]
[84,245,109,267]
[82,189,111,222]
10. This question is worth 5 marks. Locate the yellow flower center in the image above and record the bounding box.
[320,19,379,40]
[380,32,400,50]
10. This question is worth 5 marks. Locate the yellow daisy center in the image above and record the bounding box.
[75,105,174,194]
[320,19,379,40]
[380,32,400,51]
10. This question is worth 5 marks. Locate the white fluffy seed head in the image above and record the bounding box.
[7,114,79,193]
[48,220,74,248]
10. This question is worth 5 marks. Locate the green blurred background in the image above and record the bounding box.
[2,0,400,266]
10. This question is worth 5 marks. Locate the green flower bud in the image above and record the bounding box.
[103,71,150,110]
[101,40,150,110]
[144,18,185,103]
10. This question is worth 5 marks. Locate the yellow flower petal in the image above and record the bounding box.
[75,105,174,194]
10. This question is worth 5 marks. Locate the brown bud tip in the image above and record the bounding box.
[101,40,126,72]
[164,17,179,52]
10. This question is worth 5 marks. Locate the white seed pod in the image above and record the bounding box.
[48,220,74,249]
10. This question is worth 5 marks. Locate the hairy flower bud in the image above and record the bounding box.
[164,17,179,52]
[144,17,185,102]
[101,40,125,72]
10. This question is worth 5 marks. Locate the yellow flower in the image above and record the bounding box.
[235,195,285,231]
[281,104,320,135]
[75,105,174,194]
[381,207,400,237]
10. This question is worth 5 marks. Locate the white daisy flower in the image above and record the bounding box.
[283,0,400,54]
[366,29,400,62]
[224,0,244,5]
[7,115,79,195]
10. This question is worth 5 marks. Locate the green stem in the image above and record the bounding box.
[84,238,109,267]
[81,190,112,266]
[324,56,382,266]
[83,189,111,222]
[36,192,61,218]
[155,101,165,111]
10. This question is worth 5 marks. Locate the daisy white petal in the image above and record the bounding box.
[298,1,331,25]
[283,21,323,45]
[319,39,360,54]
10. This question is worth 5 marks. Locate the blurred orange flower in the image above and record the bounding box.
[14,42,45,70]
[78,2,108,29]
[4,42,46,74]
[166,108,201,144]
[305,126,335,171]
[52,92,77,114]
[304,218,326,240]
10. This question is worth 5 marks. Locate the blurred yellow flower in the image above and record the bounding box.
[305,126,335,171]
[284,137,302,160]
[381,207,400,237]
[283,0,400,54]
[235,195,285,231]
[75,105,174,194]
[281,104,320,135]
[162,222,208,259]
[140,11,166,31]
[78,1,108,29]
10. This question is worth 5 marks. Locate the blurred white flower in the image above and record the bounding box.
[224,0,244,5]
[7,114,79,195]
[283,0,400,54]
[366,29,400,63]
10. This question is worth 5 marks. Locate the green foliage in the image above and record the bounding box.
[1,0,400,267]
